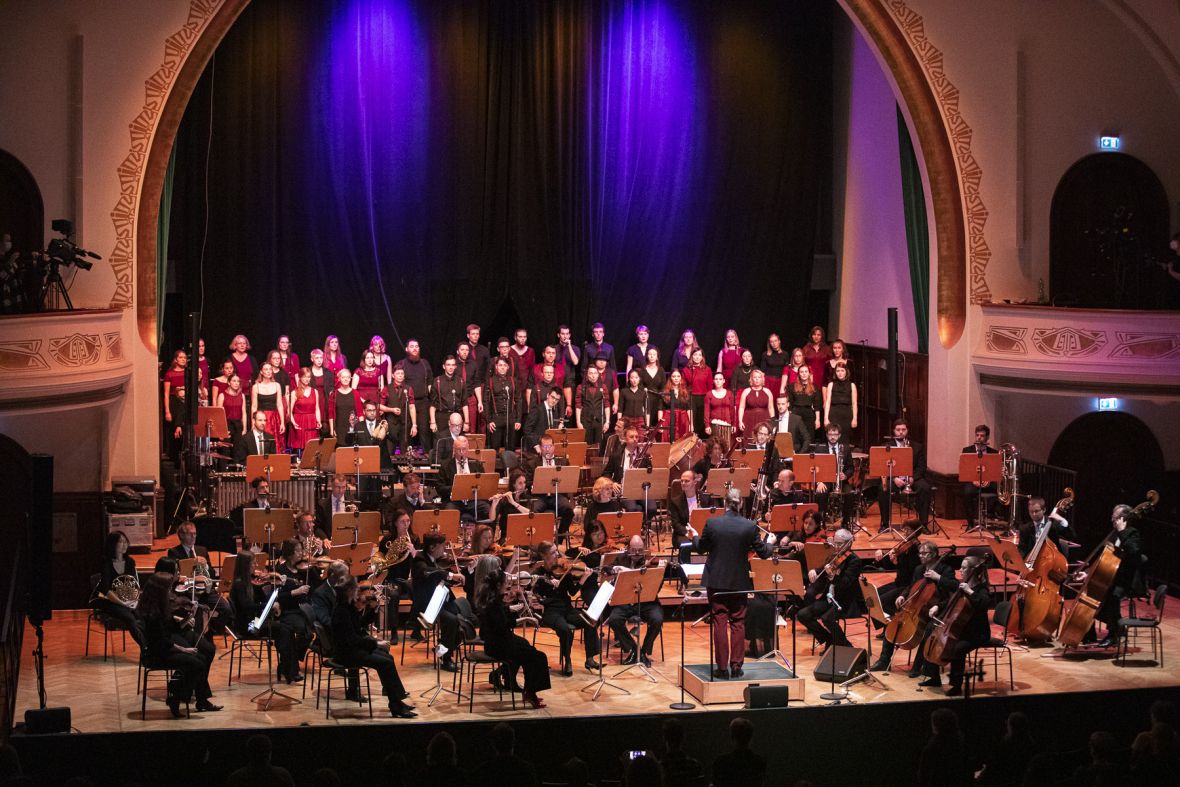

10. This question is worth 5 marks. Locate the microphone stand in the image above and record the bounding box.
[669,593,695,710]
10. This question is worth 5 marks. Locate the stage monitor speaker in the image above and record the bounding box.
[24,707,71,735]
[743,684,789,709]
[887,307,899,418]
[813,645,867,683]
[27,453,53,623]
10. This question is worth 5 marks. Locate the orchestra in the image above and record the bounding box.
[123,320,1163,723]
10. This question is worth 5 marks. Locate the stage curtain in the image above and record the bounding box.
[156,144,176,349]
[897,106,929,354]
[170,0,832,363]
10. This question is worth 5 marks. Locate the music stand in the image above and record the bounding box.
[197,406,230,440]
[331,510,381,546]
[768,503,820,536]
[749,557,805,670]
[334,445,380,511]
[412,508,462,544]
[646,442,671,468]
[849,576,889,689]
[245,454,292,492]
[552,441,588,467]
[702,466,757,499]
[327,542,375,576]
[794,453,835,503]
[730,447,766,470]
[473,449,497,470]
[246,585,300,710]
[419,582,458,705]
[546,427,585,443]
[611,567,665,682]
[773,432,796,464]
[533,465,580,541]
[869,446,913,540]
[452,472,499,522]
[243,508,295,558]
[299,437,337,471]
[601,510,644,546]
[990,539,1027,603]
[580,581,628,700]
[802,542,834,577]
[623,467,669,523]
[465,433,486,450]
[959,452,1002,534]
[505,512,555,550]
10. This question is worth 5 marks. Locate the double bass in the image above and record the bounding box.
[884,548,956,650]
[1009,488,1074,643]
[922,556,990,665]
[1058,491,1156,647]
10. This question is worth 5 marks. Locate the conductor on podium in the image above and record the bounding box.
[687,487,776,679]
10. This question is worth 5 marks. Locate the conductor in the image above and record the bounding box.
[687,487,777,679]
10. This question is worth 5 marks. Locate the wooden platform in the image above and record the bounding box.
[680,661,804,705]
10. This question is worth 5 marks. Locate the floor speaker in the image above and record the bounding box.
[813,645,867,683]
[744,684,790,708]
[24,707,71,735]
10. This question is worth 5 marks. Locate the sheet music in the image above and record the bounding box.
[248,586,280,634]
[585,581,615,622]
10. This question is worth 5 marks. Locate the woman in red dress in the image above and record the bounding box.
[196,339,210,405]
[215,373,246,444]
[353,350,385,406]
[287,367,322,452]
[251,362,286,451]
[737,369,771,439]
[716,329,743,385]
[277,335,301,383]
[369,335,393,386]
[779,346,805,396]
[226,335,256,398]
[682,348,712,438]
[322,335,348,382]
[704,371,736,444]
[162,350,188,448]
[802,326,831,388]
[660,369,693,441]
[210,359,235,404]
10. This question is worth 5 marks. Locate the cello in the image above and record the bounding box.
[884,547,956,650]
[1009,488,1074,643]
[1058,491,1157,647]
[922,555,990,666]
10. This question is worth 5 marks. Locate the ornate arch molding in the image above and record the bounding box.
[842,0,985,347]
[126,0,977,351]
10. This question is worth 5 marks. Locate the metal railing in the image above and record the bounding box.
[1014,458,1078,526]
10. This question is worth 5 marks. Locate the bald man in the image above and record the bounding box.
[437,435,488,521]
[607,535,665,667]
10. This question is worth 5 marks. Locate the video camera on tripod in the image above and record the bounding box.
[41,219,101,310]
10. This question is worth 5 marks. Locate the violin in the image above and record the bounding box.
[355,583,381,612]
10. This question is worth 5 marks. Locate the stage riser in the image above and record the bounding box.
[680,665,805,705]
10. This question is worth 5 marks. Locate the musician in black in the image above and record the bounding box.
[475,568,551,709]
[1084,504,1144,648]
[876,419,932,533]
[331,577,417,718]
[601,425,651,483]
[869,540,954,673]
[411,533,477,672]
[523,434,575,538]
[485,356,522,452]
[605,535,667,667]
[920,553,992,695]
[431,412,466,466]
[668,469,712,564]
[228,551,302,683]
[692,438,727,487]
[271,539,313,674]
[389,472,429,515]
[167,520,231,633]
[233,410,276,463]
[1018,496,1072,560]
[575,365,609,449]
[136,572,221,717]
[795,528,864,650]
[813,424,857,527]
[772,395,810,455]
[437,436,488,521]
[524,387,565,454]
[961,425,998,525]
[533,541,601,675]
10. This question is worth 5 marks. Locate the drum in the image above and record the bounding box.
[710,419,734,450]
[668,433,704,477]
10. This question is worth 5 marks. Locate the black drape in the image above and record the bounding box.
[170,0,832,367]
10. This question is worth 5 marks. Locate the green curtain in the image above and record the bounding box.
[156,143,176,349]
[897,106,929,354]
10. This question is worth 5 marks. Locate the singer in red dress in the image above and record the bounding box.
[287,368,322,451]
[215,373,246,444]
[322,335,348,382]
[277,334,301,382]
[226,334,256,397]
[704,372,736,439]
[369,335,393,385]
[780,347,805,396]
[353,350,385,406]
[210,359,235,404]
[682,348,712,438]
[737,369,771,437]
[803,326,832,388]
[251,362,287,451]
[716,329,744,385]
[660,370,692,441]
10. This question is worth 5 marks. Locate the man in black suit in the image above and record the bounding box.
[600,424,650,483]
[167,519,231,631]
[523,387,564,454]
[667,469,712,563]
[437,435,487,521]
[389,471,429,515]
[411,533,476,671]
[231,476,280,535]
[431,412,465,465]
[795,528,864,650]
[813,424,856,527]
[876,419,932,533]
[524,434,574,537]
[962,424,999,526]
[1018,496,1072,561]
[1088,503,1144,647]
[233,411,276,464]
[317,474,354,534]
[772,395,810,455]
[688,488,776,678]
[348,400,389,508]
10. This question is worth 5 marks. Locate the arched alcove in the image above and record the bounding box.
[1050,152,1171,309]
[0,148,44,255]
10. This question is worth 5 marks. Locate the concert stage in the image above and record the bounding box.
[10,520,1180,784]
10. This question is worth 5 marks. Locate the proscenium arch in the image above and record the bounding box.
[134,0,967,353]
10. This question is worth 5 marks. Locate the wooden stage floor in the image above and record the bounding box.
[18,520,1180,734]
